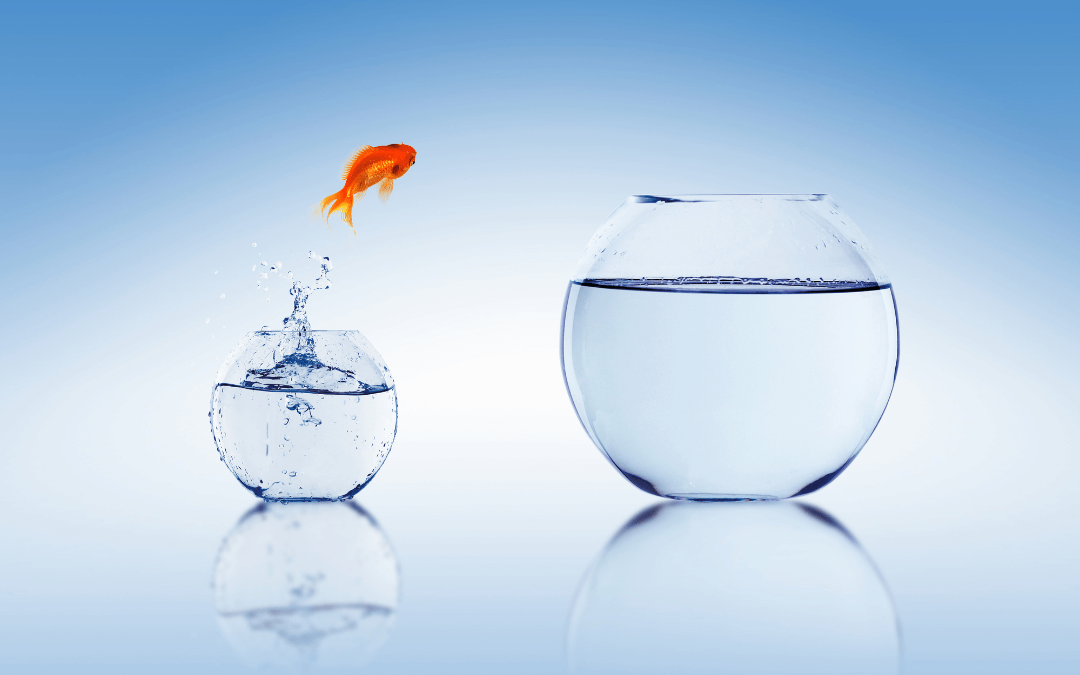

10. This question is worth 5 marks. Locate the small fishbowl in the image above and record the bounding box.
[211,329,397,500]
[561,195,899,500]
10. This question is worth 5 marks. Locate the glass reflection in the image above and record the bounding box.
[213,501,399,670]
[568,502,900,675]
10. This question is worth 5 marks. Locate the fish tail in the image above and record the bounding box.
[319,188,355,228]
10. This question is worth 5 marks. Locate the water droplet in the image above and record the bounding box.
[214,270,218,275]
[252,265,257,272]
[252,242,257,247]
[260,273,268,279]
[288,471,297,477]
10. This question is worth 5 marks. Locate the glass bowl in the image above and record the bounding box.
[210,330,397,500]
[560,195,898,500]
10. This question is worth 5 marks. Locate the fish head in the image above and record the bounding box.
[388,144,417,177]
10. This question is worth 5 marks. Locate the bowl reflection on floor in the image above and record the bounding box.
[213,501,399,670]
[568,501,900,675]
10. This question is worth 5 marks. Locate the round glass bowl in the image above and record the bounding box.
[210,330,397,500]
[560,195,898,500]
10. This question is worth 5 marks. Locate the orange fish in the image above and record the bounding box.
[319,143,417,231]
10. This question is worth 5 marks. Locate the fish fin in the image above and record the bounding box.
[342,145,375,180]
[378,177,394,202]
[339,197,354,227]
[319,188,356,227]
[319,190,343,221]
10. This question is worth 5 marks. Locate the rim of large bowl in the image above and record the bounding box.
[629,194,827,203]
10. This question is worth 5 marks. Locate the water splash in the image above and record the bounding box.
[241,252,359,393]
[282,252,333,335]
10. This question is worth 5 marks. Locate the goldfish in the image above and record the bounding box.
[318,143,417,231]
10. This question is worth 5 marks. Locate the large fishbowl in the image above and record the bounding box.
[560,195,898,500]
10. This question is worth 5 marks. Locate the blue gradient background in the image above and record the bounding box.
[1,1,1078,673]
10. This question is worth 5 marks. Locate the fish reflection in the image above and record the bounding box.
[568,502,900,675]
[213,501,399,670]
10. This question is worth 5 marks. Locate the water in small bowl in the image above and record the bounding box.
[211,330,397,500]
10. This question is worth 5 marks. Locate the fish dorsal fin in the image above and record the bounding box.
[342,145,375,180]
